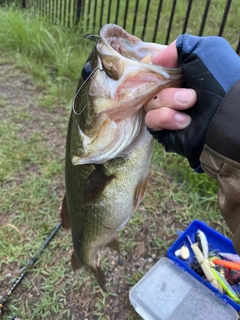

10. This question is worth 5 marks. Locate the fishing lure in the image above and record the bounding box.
[196,229,209,259]
[224,267,240,285]
[211,268,240,303]
[175,245,190,260]
[190,261,204,277]
[219,252,240,263]
[187,235,222,292]
[213,259,240,271]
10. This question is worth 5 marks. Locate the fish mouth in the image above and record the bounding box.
[70,24,183,165]
[98,24,181,76]
[104,70,182,121]
[94,24,182,120]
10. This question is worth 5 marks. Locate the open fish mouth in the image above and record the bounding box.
[70,24,183,165]
[94,24,182,120]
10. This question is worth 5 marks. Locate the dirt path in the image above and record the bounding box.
[0,59,188,320]
[0,62,67,156]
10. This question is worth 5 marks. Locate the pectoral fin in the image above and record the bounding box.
[60,194,71,229]
[83,166,115,204]
[133,176,149,211]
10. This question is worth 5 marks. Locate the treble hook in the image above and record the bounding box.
[72,67,103,116]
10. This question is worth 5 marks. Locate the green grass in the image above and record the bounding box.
[0,5,88,103]
[0,4,237,319]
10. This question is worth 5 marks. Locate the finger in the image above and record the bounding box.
[152,41,178,68]
[145,107,191,131]
[144,88,197,112]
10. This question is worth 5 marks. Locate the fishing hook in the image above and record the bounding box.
[72,67,103,116]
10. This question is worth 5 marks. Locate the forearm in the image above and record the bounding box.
[145,35,240,254]
[200,81,240,253]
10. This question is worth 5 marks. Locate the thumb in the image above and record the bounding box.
[152,40,178,68]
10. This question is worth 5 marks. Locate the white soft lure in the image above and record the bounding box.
[219,252,240,263]
[175,245,190,260]
[187,235,222,292]
[196,229,209,259]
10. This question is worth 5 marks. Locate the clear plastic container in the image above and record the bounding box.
[129,257,238,320]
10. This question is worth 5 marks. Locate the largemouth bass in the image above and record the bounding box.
[61,24,183,290]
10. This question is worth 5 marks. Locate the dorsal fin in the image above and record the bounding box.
[60,194,71,229]
[83,166,115,204]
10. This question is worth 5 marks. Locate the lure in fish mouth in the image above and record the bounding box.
[61,24,183,291]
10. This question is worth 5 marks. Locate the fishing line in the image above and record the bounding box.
[84,34,101,53]
[0,221,62,315]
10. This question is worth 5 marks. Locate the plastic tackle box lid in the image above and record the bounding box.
[129,257,238,320]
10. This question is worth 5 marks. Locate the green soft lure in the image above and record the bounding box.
[211,268,240,303]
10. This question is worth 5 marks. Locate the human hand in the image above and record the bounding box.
[145,34,240,171]
[145,35,240,252]
[144,41,197,131]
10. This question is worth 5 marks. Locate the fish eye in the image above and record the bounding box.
[81,61,93,81]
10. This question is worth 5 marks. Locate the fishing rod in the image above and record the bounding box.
[0,221,62,315]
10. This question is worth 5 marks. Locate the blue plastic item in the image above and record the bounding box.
[167,220,240,311]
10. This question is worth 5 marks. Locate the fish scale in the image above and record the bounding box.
[60,24,183,290]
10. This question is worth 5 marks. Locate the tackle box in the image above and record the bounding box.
[167,220,240,311]
[129,220,240,320]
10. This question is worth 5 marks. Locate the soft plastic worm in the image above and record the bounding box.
[191,243,223,292]
[213,259,240,271]
[196,229,209,259]
[187,235,222,292]
[219,252,240,263]
[211,268,240,303]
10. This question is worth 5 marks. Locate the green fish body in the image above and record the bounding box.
[61,24,183,290]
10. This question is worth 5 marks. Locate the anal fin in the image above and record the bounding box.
[107,237,120,252]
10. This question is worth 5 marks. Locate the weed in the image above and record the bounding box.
[125,270,145,286]
[0,6,87,103]
[0,4,236,319]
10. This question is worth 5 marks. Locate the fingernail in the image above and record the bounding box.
[175,89,194,103]
[175,113,191,127]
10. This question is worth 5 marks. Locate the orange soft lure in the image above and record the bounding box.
[213,259,240,271]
